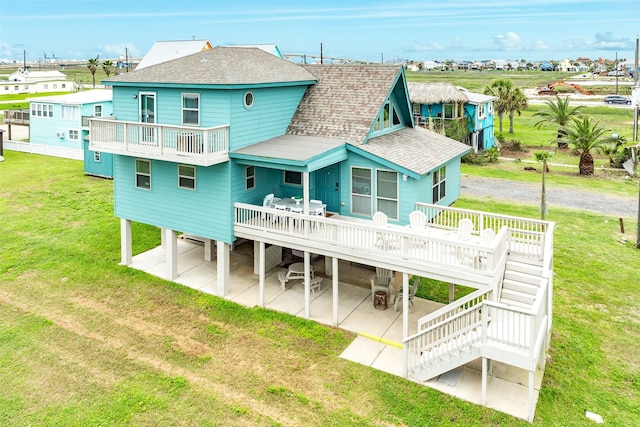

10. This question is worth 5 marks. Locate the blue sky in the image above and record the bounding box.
[1,0,638,63]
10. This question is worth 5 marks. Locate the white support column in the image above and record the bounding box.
[482,357,488,405]
[216,241,230,297]
[302,172,310,215]
[120,218,132,266]
[160,227,166,249]
[332,257,339,326]
[402,272,409,340]
[258,241,265,307]
[324,255,333,276]
[204,239,215,262]
[304,250,311,318]
[449,283,455,303]
[165,228,178,280]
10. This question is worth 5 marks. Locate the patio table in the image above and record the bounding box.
[286,262,315,281]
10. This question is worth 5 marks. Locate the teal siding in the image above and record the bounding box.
[29,103,82,149]
[83,139,114,178]
[229,86,307,150]
[114,156,234,243]
[112,85,307,149]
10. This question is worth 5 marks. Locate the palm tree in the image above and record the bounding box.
[505,88,528,134]
[533,96,583,148]
[483,79,512,133]
[102,60,114,78]
[87,58,100,88]
[560,116,608,175]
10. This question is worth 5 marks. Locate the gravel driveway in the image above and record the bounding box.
[461,175,639,219]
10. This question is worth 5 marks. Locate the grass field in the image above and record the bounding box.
[1,151,639,426]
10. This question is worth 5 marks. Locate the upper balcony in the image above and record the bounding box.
[89,117,229,166]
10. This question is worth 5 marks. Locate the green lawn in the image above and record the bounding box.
[1,151,639,426]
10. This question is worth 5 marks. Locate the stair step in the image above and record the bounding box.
[505,259,543,276]
[500,288,537,305]
[499,296,534,309]
[502,278,540,295]
[504,270,544,287]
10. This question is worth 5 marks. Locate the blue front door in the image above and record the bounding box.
[315,164,340,213]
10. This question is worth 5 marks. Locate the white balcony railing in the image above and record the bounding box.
[234,203,511,288]
[89,118,229,166]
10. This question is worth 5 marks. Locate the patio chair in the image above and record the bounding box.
[394,277,420,312]
[373,212,400,249]
[409,210,427,232]
[456,218,473,241]
[474,228,496,268]
[370,267,393,301]
[273,203,287,225]
[261,193,275,220]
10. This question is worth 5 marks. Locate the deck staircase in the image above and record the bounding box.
[407,256,547,383]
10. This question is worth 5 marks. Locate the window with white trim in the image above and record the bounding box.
[444,104,454,119]
[373,99,402,132]
[94,152,101,162]
[488,102,493,114]
[245,166,255,190]
[182,93,199,125]
[244,91,254,108]
[61,105,80,121]
[432,166,446,203]
[94,105,103,117]
[68,129,79,140]
[351,167,372,216]
[477,103,486,120]
[178,164,196,190]
[31,103,54,118]
[376,170,398,220]
[135,159,151,190]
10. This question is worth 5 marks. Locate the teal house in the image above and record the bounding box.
[90,46,554,421]
[407,82,497,152]
[28,89,114,177]
[91,46,470,282]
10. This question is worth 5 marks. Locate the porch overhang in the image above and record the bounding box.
[230,134,347,172]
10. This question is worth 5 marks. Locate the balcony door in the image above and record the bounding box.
[139,92,156,144]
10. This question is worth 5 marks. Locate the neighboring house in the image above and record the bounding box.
[135,39,213,70]
[231,43,284,58]
[26,90,113,172]
[90,46,553,421]
[2,70,75,95]
[407,82,497,152]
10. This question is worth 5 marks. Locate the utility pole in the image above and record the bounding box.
[320,42,323,64]
[615,51,619,95]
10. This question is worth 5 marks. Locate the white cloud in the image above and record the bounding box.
[493,32,521,50]
[101,44,142,59]
[591,32,632,50]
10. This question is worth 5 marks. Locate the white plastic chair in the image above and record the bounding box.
[261,194,275,220]
[456,218,473,241]
[409,210,427,232]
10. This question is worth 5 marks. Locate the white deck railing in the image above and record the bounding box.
[416,202,551,261]
[404,278,550,377]
[234,203,509,283]
[88,118,229,166]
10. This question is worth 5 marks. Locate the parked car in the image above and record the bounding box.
[607,70,624,77]
[603,95,631,105]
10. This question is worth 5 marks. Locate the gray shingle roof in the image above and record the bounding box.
[286,64,403,145]
[358,127,470,175]
[105,46,317,86]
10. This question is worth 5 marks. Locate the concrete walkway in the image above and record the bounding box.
[130,238,541,421]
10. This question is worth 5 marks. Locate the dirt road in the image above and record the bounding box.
[461,175,639,219]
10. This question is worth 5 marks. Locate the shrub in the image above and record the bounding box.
[501,139,524,152]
